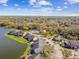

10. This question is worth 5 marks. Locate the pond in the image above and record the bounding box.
[0,28,26,59]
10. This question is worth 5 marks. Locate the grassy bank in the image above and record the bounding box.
[5,34,29,44]
[5,34,31,58]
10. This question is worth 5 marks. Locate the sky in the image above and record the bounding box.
[0,0,79,16]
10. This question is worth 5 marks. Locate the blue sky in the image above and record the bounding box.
[0,0,79,16]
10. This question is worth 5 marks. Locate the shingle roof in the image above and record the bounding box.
[23,33,33,42]
[60,40,79,49]
[52,35,62,41]
[8,30,22,37]
[28,54,37,59]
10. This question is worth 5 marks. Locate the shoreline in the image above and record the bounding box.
[5,34,31,58]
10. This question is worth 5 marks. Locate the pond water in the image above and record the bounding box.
[0,28,26,59]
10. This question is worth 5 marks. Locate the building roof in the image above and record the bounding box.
[23,32,34,42]
[31,40,39,50]
[52,35,62,41]
[8,30,23,37]
[60,40,79,49]
[28,54,37,59]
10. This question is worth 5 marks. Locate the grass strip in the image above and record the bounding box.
[5,34,29,44]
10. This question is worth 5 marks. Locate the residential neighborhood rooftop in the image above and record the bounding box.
[60,40,79,49]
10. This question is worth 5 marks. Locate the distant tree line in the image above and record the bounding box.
[0,16,79,40]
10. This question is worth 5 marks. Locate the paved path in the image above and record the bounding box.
[53,44,63,59]
[36,35,64,59]
[44,38,63,59]
[35,54,45,59]
[27,34,45,59]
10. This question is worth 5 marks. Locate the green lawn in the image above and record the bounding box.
[47,33,57,39]
[5,34,29,44]
[5,34,31,58]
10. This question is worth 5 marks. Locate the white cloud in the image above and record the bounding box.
[57,6,61,9]
[56,6,63,11]
[68,0,79,4]
[63,6,68,8]
[14,4,19,7]
[2,4,8,6]
[0,0,8,4]
[29,0,37,5]
[64,2,68,5]
[1,8,77,16]
[16,8,21,10]
[56,8,63,11]
[29,0,53,7]
[38,0,52,6]
[39,7,54,12]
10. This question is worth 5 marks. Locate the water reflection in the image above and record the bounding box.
[0,28,26,59]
